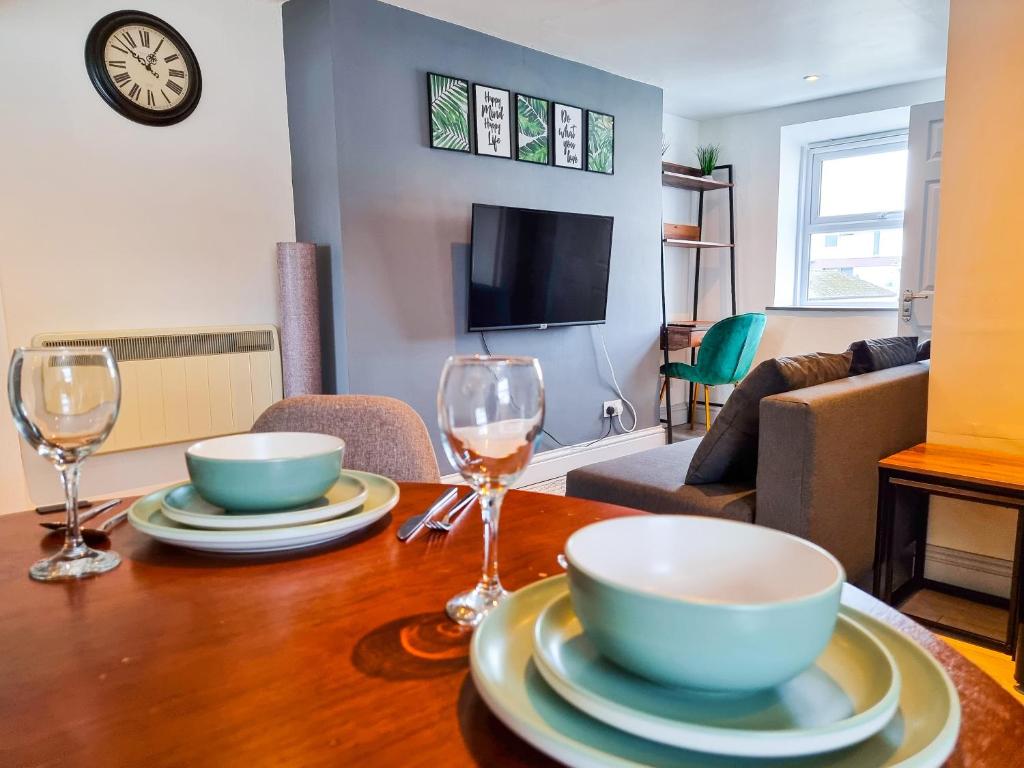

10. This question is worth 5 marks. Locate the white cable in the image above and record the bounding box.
[595,326,637,433]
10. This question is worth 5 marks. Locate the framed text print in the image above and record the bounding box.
[428,73,471,153]
[515,94,550,164]
[586,111,614,174]
[473,84,512,158]
[553,103,584,169]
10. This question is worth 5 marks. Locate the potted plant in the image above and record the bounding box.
[695,143,721,179]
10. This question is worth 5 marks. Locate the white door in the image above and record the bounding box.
[899,101,944,339]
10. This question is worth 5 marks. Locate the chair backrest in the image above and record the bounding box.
[252,395,441,483]
[696,313,768,385]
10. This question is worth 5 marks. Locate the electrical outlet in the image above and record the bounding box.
[603,399,623,418]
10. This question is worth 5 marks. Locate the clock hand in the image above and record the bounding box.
[111,42,161,78]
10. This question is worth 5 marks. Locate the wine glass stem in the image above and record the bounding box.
[478,489,504,595]
[58,462,87,554]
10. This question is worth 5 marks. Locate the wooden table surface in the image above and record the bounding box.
[880,442,1024,494]
[1,485,1023,767]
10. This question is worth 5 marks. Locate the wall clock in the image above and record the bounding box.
[85,10,202,126]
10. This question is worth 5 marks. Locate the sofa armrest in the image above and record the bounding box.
[755,363,929,582]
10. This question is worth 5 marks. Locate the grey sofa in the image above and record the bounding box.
[566,361,929,583]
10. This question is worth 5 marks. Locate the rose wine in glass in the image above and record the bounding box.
[8,347,121,581]
[437,355,544,626]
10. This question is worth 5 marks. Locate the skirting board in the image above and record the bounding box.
[441,426,666,488]
[923,543,1013,599]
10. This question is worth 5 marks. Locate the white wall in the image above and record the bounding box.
[696,77,945,319]
[661,80,944,410]
[0,1,295,510]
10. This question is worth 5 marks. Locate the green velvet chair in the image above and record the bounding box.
[661,312,767,430]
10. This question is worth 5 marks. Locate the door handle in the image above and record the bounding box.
[901,289,933,322]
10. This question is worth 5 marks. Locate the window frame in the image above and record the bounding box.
[795,129,909,307]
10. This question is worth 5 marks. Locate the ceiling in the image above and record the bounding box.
[379,0,948,119]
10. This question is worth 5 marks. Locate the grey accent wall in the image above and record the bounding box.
[283,0,664,468]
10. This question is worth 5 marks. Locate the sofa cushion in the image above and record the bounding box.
[849,336,918,375]
[916,339,931,361]
[685,351,852,485]
[565,439,756,521]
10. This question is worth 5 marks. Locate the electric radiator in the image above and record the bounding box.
[32,325,283,454]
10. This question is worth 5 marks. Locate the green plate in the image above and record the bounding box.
[129,470,398,554]
[161,473,368,530]
[471,576,960,767]
[533,592,899,758]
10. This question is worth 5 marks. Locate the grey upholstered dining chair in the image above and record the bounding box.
[251,395,441,483]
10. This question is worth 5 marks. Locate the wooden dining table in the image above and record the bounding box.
[1,484,1022,767]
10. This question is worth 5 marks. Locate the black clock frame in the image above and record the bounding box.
[85,10,202,127]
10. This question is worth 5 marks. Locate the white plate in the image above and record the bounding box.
[129,470,398,553]
[471,575,960,768]
[160,474,368,530]
[533,592,899,757]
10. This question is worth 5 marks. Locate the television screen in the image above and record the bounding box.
[468,204,613,331]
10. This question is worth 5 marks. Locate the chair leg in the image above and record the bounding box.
[658,377,667,403]
[687,381,696,425]
[704,385,712,430]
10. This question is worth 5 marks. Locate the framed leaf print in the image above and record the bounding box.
[553,103,584,169]
[428,73,471,153]
[515,94,550,164]
[473,84,512,158]
[587,111,614,174]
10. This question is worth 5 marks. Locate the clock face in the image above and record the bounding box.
[103,24,191,112]
[85,11,202,126]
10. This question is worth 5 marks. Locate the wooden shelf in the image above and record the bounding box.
[663,238,733,249]
[666,320,714,328]
[661,322,711,351]
[662,162,733,192]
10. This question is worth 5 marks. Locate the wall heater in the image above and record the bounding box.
[32,325,283,454]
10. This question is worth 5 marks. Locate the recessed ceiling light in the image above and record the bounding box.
[803,74,821,82]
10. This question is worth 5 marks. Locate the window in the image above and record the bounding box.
[796,131,908,306]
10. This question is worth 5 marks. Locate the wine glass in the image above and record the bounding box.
[8,347,122,582]
[437,355,544,626]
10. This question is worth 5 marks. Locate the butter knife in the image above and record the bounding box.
[397,487,460,542]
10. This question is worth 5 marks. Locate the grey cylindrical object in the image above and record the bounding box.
[276,242,323,397]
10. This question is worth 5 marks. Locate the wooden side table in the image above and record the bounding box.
[873,442,1024,686]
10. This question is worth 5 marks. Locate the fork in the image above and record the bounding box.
[426,492,478,533]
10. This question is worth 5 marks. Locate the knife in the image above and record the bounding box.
[397,487,460,542]
[38,498,122,531]
[35,499,94,515]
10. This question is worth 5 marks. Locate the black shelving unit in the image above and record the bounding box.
[659,162,737,443]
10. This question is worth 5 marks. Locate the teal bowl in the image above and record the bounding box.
[565,516,844,692]
[185,433,344,512]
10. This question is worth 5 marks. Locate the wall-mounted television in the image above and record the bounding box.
[468,204,614,331]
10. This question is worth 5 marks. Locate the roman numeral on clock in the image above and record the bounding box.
[164,53,180,63]
[121,30,136,48]
[113,72,131,86]
[108,60,126,69]
[166,80,183,96]
[129,83,141,101]
[140,29,150,47]
[162,90,171,104]
[168,69,185,79]
[147,90,155,107]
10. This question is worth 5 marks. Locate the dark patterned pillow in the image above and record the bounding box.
[685,351,852,485]
[916,339,931,361]
[848,337,918,375]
